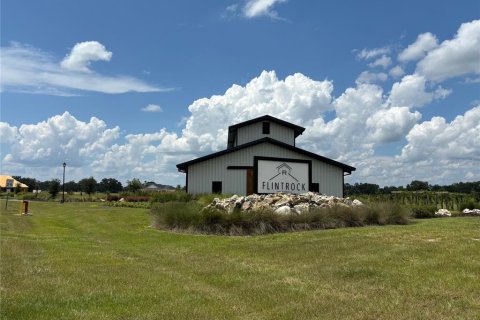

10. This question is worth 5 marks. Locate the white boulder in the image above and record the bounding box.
[352,199,363,206]
[274,206,292,215]
[435,209,451,217]
[293,204,310,214]
[462,208,480,216]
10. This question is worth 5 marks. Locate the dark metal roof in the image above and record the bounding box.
[227,115,305,149]
[176,137,356,174]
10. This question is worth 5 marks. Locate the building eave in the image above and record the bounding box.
[176,137,356,173]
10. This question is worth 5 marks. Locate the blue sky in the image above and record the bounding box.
[1,0,479,187]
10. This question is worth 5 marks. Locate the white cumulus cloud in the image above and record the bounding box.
[398,32,439,62]
[368,55,392,69]
[89,129,183,181]
[366,107,421,143]
[169,70,334,154]
[389,66,405,78]
[400,105,480,164]
[61,41,112,73]
[0,122,18,144]
[400,106,480,162]
[3,112,120,167]
[416,20,480,81]
[389,74,450,108]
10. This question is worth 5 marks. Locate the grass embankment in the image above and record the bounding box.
[1,201,479,319]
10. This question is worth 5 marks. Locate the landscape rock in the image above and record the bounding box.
[241,201,253,211]
[203,192,362,215]
[274,206,291,215]
[462,208,480,216]
[352,199,363,206]
[435,208,451,217]
[293,203,310,214]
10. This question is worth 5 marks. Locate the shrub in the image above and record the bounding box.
[125,196,150,202]
[328,205,365,227]
[385,202,410,224]
[151,201,202,229]
[19,192,52,201]
[151,201,410,236]
[410,205,437,219]
[459,200,480,211]
[107,195,120,201]
[201,207,226,225]
[18,193,37,200]
[363,204,387,225]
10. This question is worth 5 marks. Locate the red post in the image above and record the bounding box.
[22,200,29,214]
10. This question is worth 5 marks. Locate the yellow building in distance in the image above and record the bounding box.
[0,175,29,192]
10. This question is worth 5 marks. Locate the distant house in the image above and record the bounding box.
[0,175,29,192]
[142,182,175,192]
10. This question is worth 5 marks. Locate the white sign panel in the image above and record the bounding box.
[257,160,309,194]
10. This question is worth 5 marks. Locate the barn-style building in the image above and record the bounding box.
[177,115,355,197]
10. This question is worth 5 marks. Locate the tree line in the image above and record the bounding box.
[12,176,146,197]
[345,180,480,196]
[11,176,480,198]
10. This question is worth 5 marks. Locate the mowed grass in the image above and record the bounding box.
[1,201,479,319]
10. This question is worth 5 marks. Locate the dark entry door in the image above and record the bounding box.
[246,169,254,195]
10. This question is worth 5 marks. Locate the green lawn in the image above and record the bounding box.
[1,201,479,319]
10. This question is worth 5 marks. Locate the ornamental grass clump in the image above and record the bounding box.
[363,202,410,224]
[409,205,437,219]
[151,201,202,229]
[151,200,410,235]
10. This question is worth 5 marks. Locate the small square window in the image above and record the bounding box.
[212,181,222,194]
[310,183,319,193]
[262,122,270,134]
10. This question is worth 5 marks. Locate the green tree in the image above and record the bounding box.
[48,179,61,198]
[79,177,97,196]
[406,180,429,191]
[14,183,22,194]
[98,178,123,193]
[64,180,80,193]
[126,178,142,193]
[344,183,380,196]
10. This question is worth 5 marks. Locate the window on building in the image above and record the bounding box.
[310,183,319,193]
[212,181,222,194]
[262,122,270,134]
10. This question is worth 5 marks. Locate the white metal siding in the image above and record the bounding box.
[236,122,295,146]
[187,142,344,197]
